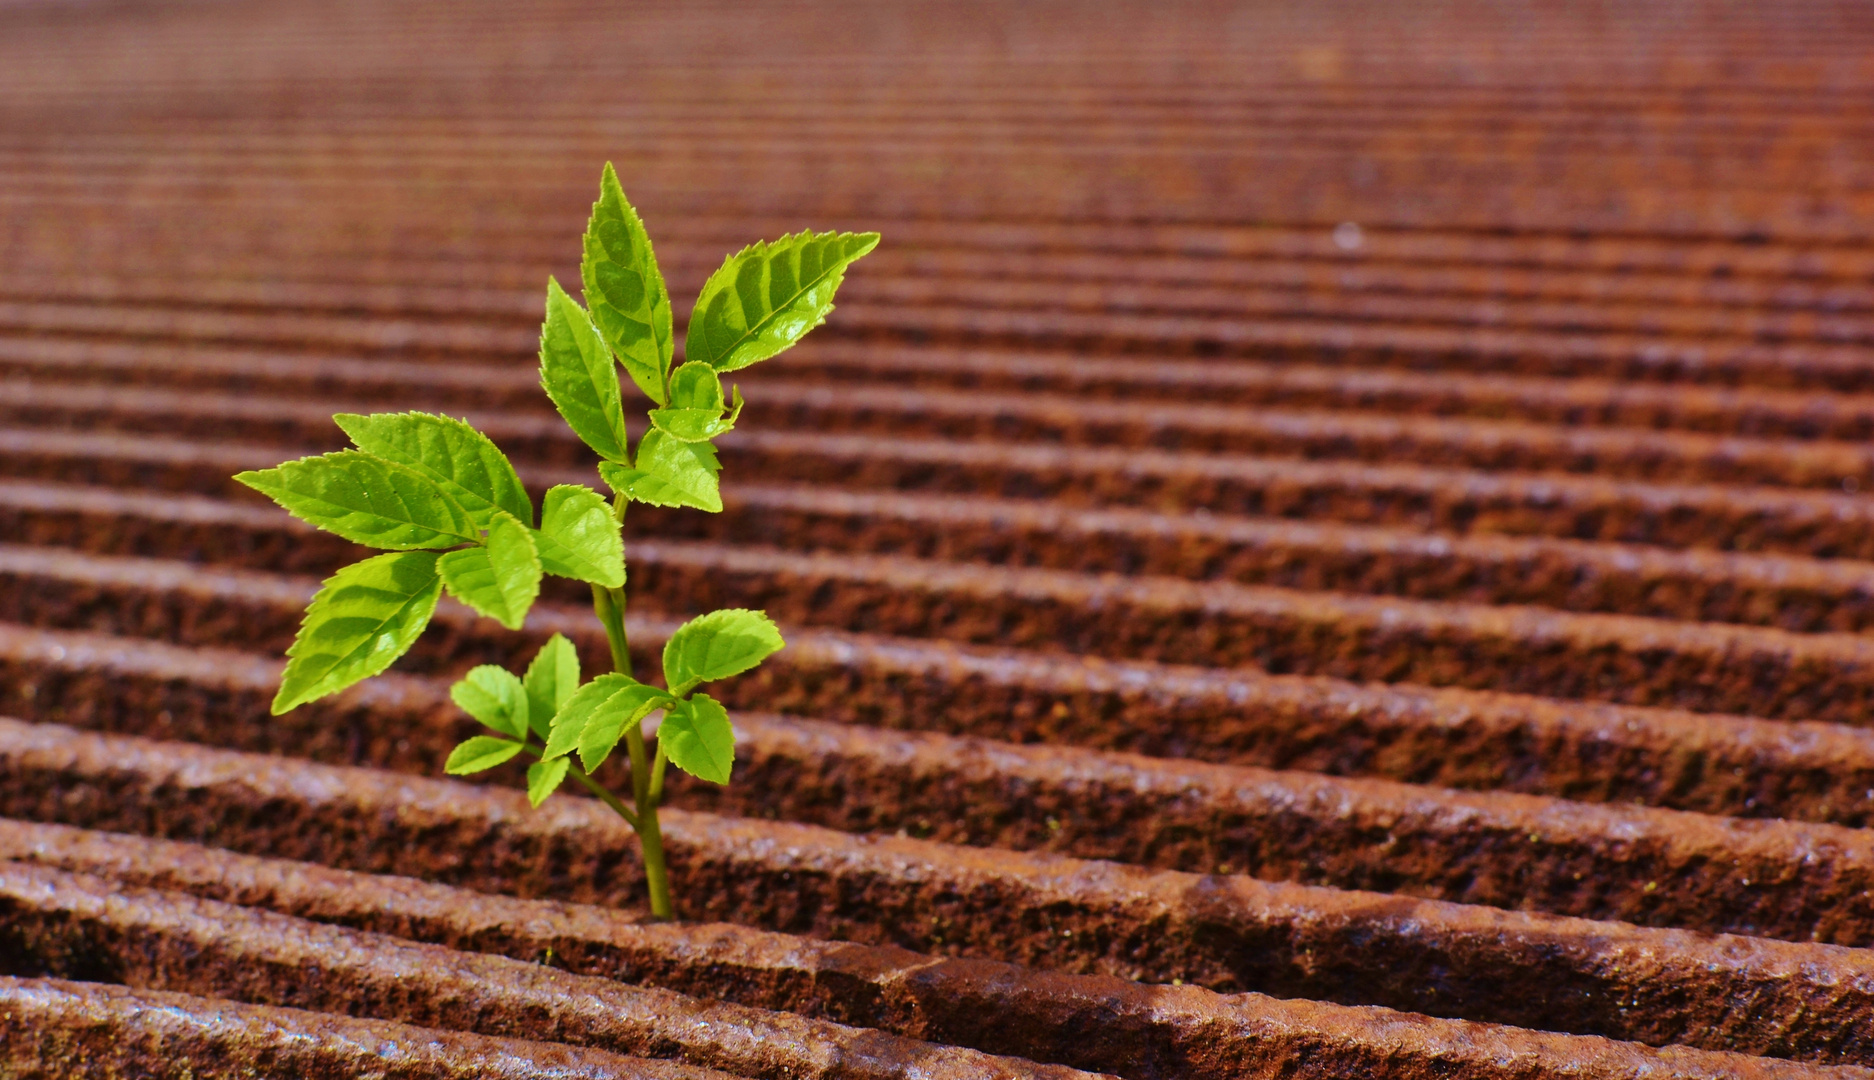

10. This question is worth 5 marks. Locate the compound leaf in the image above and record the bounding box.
[450,664,530,739]
[236,451,478,550]
[445,735,524,775]
[598,431,721,512]
[582,162,673,405]
[438,511,541,630]
[527,758,571,806]
[533,484,624,588]
[335,411,533,528]
[544,673,668,771]
[662,608,785,695]
[660,693,735,785]
[648,408,735,442]
[685,230,880,374]
[522,633,581,740]
[668,361,726,412]
[545,673,626,762]
[649,362,735,442]
[576,681,669,773]
[273,551,443,713]
[540,277,631,462]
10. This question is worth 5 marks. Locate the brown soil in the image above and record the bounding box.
[7,1,1874,1076]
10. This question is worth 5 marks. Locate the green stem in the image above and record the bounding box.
[591,584,631,676]
[620,710,671,919]
[646,741,669,807]
[572,766,639,829]
[634,777,673,920]
[585,489,675,920]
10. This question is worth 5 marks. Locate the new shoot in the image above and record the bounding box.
[236,164,878,918]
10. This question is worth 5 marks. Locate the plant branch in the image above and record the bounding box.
[646,740,669,807]
[572,767,639,829]
[623,716,652,807]
[590,584,631,677]
[590,478,674,920]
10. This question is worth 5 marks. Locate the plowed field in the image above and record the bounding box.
[6,1,1874,1077]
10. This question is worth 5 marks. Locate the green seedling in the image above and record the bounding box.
[236,163,878,918]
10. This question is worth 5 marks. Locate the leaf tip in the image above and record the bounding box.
[526,758,571,806]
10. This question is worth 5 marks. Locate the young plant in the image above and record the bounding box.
[235,163,878,919]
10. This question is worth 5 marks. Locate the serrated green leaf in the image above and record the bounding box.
[450,664,530,739]
[236,451,478,550]
[527,758,571,806]
[582,163,673,405]
[545,672,631,760]
[598,431,721,512]
[445,735,524,775]
[335,411,532,528]
[648,365,733,441]
[522,633,580,740]
[647,408,735,442]
[662,608,785,695]
[659,693,735,785]
[272,551,443,713]
[539,277,631,462]
[532,485,624,588]
[685,230,880,374]
[577,682,669,773]
[544,673,668,768]
[668,362,726,412]
[438,511,541,630]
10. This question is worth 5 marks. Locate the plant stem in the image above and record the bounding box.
[571,767,638,829]
[618,703,672,918]
[633,772,674,919]
[646,742,669,807]
[591,584,632,677]
[586,492,675,920]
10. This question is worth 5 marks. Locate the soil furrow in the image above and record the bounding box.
[850,276,1874,347]
[0,863,1101,1080]
[21,375,1874,492]
[19,475,1874,633]
[16,579,1874,828]
[0,977,733,1080]
[9,821,1874,1068]
[20,288,1874,390]
[17,629,1874,941]
[10,0,1874,1066]
[827,303,1874,390]
[11,183,1874,279]
[3,868,1843,1080]
[11,260,1874,345]
[12,231,1874,315]
[12,426,1874,558]
[1,144,1869,242]
[14,535,1874,723]
[623,538,1874,721]
[0,300,532,357]
[10,717,1874,981]
[21,335,1874,443]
